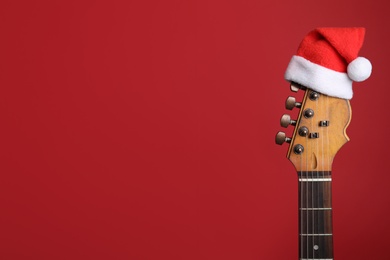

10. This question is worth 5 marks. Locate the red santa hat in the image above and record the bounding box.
[284,28,372,99]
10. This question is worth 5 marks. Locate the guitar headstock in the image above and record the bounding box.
[276,83,352,172]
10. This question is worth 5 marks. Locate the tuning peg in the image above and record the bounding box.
[285,96,302,110]
[290,82,306,92]
[280,114,297,128]
[275,131,291,145]
[290,84,300,92]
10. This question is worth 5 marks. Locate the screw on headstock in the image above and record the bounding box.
[293,144,304,154]
[304,109,314,118]
[309,91,320,101]
[298,126,309,137]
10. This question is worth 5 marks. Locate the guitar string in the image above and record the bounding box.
[324,94,327,257]
[314,92,318,259]
[318,93,325,257]
[302,90,309,259]
[320,93,324,257]
[305,123,308,260]
[300,136,303,260]
[320,94,328,257]
[306,92,309,260]
[300,91,305,260]
[300,90,305,260]
[314,93,319,257]
[324,95,333,258]
[300,124,306,259]
[313,92,318,258]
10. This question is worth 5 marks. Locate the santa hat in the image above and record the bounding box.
[284,28,372,99]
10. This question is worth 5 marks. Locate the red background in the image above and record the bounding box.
[1,0,389,259]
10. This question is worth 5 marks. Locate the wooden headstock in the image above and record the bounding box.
[276,83,351,172]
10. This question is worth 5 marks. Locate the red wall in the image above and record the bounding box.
[1,0,389,259]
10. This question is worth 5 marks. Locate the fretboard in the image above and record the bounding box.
[298,171,333,260]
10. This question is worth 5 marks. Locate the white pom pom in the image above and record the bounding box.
[347,57,372,82]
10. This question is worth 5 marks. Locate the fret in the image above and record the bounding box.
[299,178,332,182]
[300,208,332,210]
[300,234,333,236]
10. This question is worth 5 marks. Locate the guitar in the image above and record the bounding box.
[275,82,351,259]
[275,28,371,260]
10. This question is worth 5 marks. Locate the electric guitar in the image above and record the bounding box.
[275,82,352,260]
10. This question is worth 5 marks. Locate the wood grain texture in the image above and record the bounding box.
[287,89,351,172]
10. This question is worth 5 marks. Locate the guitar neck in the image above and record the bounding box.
[276,85,354,260]
[298,171,333,260]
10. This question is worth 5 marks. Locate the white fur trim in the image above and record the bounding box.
[347,57,372,82]
[284,55,353,99]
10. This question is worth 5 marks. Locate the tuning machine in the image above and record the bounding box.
[275,83,305,147]
[275,132,292,145]
[280,114,296,128]
[285,96,301,110]
[290,82,305,92]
